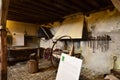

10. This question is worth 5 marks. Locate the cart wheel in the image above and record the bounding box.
[51,35,74,68]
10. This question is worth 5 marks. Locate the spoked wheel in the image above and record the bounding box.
[51,35,74,68]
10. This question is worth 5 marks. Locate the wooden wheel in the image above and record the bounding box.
[51,35,74,68]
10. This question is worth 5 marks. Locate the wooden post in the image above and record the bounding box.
[111,0,120,12]
[0,0,9,80]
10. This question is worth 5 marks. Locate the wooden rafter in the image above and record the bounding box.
[9,2,63,17]
[11,0,66,15]
[8,6,61,19]
[7,0,113,24]
[84,0,100,8]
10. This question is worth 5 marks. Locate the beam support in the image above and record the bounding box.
[0,0,9,80]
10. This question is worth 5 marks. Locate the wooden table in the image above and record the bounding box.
[8,47,39,62]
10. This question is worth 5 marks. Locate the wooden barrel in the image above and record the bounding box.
[27,59,38,73]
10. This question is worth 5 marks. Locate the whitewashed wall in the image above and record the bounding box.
[82,9,120,75]
[40,14,83,49]
[40,9,120,75]
[53,15,83,39]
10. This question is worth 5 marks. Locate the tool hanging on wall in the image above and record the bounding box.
[82,15,111,53]
[86,34,111,53]
[92,37,95,53]
[101,36,104,52]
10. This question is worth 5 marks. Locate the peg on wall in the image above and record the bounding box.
[86,34,111,53]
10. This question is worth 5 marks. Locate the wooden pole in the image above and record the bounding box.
[0,0,9,80]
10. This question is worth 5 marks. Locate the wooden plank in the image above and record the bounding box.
[55,0,80,11]
[8,7,62,21]
[24,0,67,15]
[38,0,75,13]
[10,0,65,16]
[85,0,100,8]
[7,12,63,24]
[69,0,92,11]
[9,3,62,17]
[0,0,10,80]
[7,13,38,23]
[87,5,114,14]
[8,10,47,20]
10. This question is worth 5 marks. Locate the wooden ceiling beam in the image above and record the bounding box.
[36,0,73,14]
[8,15,63,24]
[85,0,101,8]
[20,0,67,15]
[95,0,108,7]
[55,0,81,11]
[86,5,114,14]
[9,0,63,17]
[8,10,45,20]
[38,0,79,13]
[69,0,92,12]
[7,13,44,24]
[8,11,40,20]
[7,12,63,24]
[9,3,62,18]
[7,16,37,24]
[8,0,114,24]
[8,7,59,19]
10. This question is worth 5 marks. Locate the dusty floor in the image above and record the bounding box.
[8,59,56,80]
[8,59,105,80]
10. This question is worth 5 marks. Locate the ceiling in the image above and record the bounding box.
[7,0,114,24]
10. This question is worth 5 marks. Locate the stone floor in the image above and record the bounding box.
[7,59,105,80]
[8,59,56,80]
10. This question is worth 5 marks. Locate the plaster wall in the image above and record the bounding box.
[40,15,83,49]
[40,9,120,75]
[53,15,83,39]
[6,20,38,36]
[82,9,120,75]
[6,20,38,47]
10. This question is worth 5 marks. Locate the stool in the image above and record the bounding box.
[27,59,38,73]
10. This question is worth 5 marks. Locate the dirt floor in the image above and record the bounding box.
[8,59,105,80]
